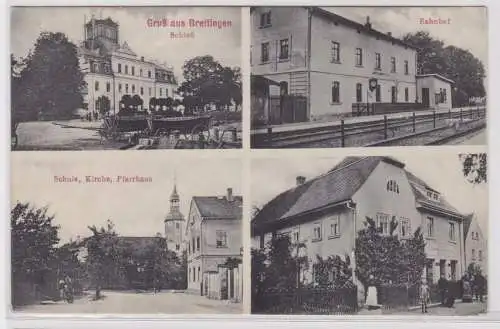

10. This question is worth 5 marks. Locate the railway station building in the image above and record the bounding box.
[251,7,453,125]
[252,157,466,297]
[78,16,178,116]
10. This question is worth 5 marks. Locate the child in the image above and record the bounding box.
[420,280,430,313]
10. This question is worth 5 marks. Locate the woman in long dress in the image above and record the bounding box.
[366,275,378,310]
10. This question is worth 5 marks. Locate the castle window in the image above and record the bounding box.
[118,63,122,73]
[118,84,122,93]
[149,87,152,96]
[196,237,200,251]
[95,81,99,91]
[176,244,180,251]
[132,66,135,76]
[106,82,111,93]
[140,68,143,76]
[404,60,409,75]
[132,85,135,93]
[126,84,129,93]
[405,88,409,102]
[148,70,152,78]
[175,223,179,229]
[125,65,128,74]
[159,88,162,97]
[140,87,144,95]
[479,250,483,261]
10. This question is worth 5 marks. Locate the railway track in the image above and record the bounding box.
[252,108,486,148]
[365,120,486,147]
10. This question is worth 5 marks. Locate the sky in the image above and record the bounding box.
[251,151,488,235]
[327,6,488,71]
[11,152,242,243]
[10,6,242,81]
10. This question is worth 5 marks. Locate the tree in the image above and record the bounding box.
[86,220,120,300]
[96,96,110,115]
[11,202,60,306]
[460,153,487,184]
[178,55,241,111]
[313,255,353,289]
[403,31,486,107]
[14,32,85,120]
[355,216,426,289]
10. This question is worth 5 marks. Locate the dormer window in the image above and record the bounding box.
[387,180,400,194]
[426,189,440,201]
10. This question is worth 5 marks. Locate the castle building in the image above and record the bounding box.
[78,16,178,115]
[164,184,185,256]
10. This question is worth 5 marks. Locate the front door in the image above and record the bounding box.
[422,88,430,107]
[391,86,397,103]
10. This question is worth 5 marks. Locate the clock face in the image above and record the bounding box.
[369,79,377,88]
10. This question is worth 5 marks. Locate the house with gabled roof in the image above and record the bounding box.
[463,213,487,277]
[185,188,243,299]
[251,156,465,286]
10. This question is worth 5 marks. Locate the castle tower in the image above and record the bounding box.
[164,183,185,255]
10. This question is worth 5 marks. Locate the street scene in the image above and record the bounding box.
[250,7,487,148]
[251,153,488,315]
[11,154,243,314]
[11,7,242,150]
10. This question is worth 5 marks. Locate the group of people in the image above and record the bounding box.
[83,111,99,122]
[58,274,74,303]
[420,273,487,313]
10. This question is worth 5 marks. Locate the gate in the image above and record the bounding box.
[269,95,308,124]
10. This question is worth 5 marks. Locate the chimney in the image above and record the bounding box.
[227,188,233,202]
[296,176,306,186]
[365,16,372,29]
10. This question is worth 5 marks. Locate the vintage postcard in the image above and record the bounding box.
[250,6,487,148]
[251,151,488,315]
[11,6,242,150]
[10,152,243,314]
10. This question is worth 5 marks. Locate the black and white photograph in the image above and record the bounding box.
[251,152,488,315]
[250,7,487,148]
[11,7,242,150]
[10,153,243,314]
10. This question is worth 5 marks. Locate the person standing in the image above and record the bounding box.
[365,275,378,310]
[420,280,430,313]
[438,275,448,305]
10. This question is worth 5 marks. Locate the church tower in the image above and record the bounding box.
[164,183,185,255]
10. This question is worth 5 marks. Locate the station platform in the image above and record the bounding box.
[251,106,484,135]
